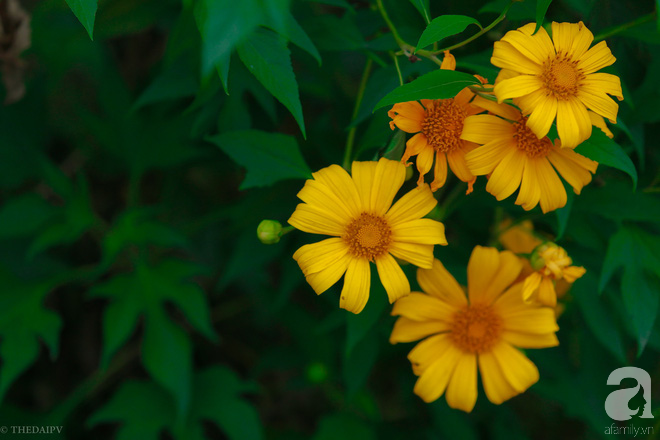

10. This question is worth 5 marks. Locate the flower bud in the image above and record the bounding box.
[257,220,283,244]
[530,242,557,271]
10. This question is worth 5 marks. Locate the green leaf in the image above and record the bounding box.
[534,0,552,33]
[408,0,431,24]
[374,70,480,110]
[217,52,231,95]
[345,277,387,356]
[554,181,573,239]
[382,130,406,161]
[313,414,376,440]
[261,9,321,64]
[622,267,659,356]
[133,57,198,109]
[65,0,98,40]
[208,130,312,189]
[0,194,55,240]
[415,15,481,52]
[574,129,638,190]
[194,0,260,77]
[237,28,306,137]
[343,331,379,397]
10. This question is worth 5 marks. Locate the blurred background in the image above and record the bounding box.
[0,0,659,438]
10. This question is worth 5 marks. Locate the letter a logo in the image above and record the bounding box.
[605,367,654,421]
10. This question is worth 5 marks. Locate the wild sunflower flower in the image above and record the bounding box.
[523,242,585,307]
[461,97,598,213]
[388,52,484,193]
[390,246,559,412]
[491,22,623,148]
[288,158,447,314]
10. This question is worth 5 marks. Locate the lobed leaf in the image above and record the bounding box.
[574,130,638,190]
[65,0,98,40]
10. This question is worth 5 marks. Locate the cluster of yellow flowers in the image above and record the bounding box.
[287,22,617,412]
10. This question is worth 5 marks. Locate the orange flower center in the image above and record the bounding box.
[344,213,392,260]
[421,99,467,153]
[541,55,583,100]
[513,116,553,158]
[451,304,502,353]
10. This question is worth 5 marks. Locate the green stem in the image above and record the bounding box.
[342,58,374,170]
[430,1,515,54]
[593,11,657,42]
[376,0,410,50]
[391,52,403,86]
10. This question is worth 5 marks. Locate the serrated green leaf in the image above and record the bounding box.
[575,180,660,223]
[261,9,321,64]
[408,0,431,24]
[374,70,480,110]
[237,28,306,137]
[535,0,552,33]
[208,129,311,189]
[415,15,481,52]
[194,0,260,77]
[133,57,198,109]
[65,0,98,40]
[574,130,638,190]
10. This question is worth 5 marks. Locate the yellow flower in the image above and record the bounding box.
[390,247,559,412]
[288,158,447,314]
[522,242,586,307]
[388,52,484,193]
[461,97,598,213]
[491,22,623,148]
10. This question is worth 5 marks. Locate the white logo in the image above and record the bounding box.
[605,367,654,421]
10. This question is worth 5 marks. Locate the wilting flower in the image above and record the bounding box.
[390,247,559,412]
[388,52,484,192]
[491,22,623,148]
[461,97,598,213]
[288,158,447,314]
[523,242,586,307]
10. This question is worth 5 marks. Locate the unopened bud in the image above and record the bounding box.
[257,220,283,244]
[530,242,556,270]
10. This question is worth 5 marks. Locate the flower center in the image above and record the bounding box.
[344,213,392,261]
[421,99,467,153]
[451,304,502,353]
[513,116,553,158]
[541,55,583,100]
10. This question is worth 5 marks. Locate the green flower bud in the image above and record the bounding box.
[530,242,557,271]
[257,220,283,244]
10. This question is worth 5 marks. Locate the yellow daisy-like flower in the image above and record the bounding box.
[491,22,623,148]
[461,97,598,213]
[388,52,484,192]
[390,247,559,412]
[288,158,447,314]
[522,242,586,307]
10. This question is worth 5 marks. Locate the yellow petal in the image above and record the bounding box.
[376,253,410,304]
[494,75,543,103]
[312,164,362,217]
[297,179,355,222]
[416,146,435,185]
[417,259,467,307]
[556,98,588,149]
[402,133,430,163]
[389,242,435,269]
[501,330,559,348]
[515,88,548,117]
[390,101,426,123]
[467,246,500,304]
[521,272,542,302]
[470,96,521,121]
[563,265,586,283]
[408,333,453,374]
[288,204,346,236]
[441,50,456,70]
[515,158,542,210]
[578,88,619,123]
[304,253,351,295]
[430,151,448,191]
[491,41,543,75]
[504,23,555,66]
[551,22,593,58]
[501,308,559,335]
[526,94,558,139]
[340,257,371,313]
[391,292,456,322]
[547,148,595,195]
[389,316,450,344]
[588,111,613,138]
[446,353,478,412]
[392,218,447,245]
[537,276,557,307]
[390,112,423,133]
[582,72,623,100]
[369,158,406,215]
[464,138,514,176]
[483,251,523,302]
[460,114,515,145]
[413,344,464,403]
[447,148,475,183]
[553,146,597,172]
[351,160,377,210]
[536,157,567,213]
[385,184,437,225]
[478,348,519,404]
[578,41,616,75]
[569,21,595,59]
[486,149,525,201]
[293,237,348,275]
[490,341,540,393]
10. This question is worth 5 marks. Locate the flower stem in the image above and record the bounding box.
[593,11,657,42]
[376,0,410,51]
[342,58,374,170]
[391,52,403,86]
[430,1,515,54]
